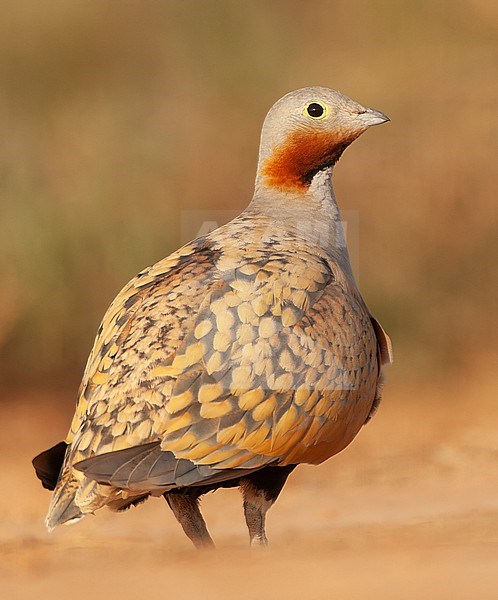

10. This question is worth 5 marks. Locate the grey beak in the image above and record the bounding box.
[357,108,390,127]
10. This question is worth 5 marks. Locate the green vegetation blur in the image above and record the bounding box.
[1,0,496,388]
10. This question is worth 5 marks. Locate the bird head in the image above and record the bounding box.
[256,87,389,193]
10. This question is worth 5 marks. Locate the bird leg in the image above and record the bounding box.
[242,488,271,547]
[164,492,214,549]
[240,465,296,548]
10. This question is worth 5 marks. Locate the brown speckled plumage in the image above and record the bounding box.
[33,87,392,547]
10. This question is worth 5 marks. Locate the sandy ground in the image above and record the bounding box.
[1,375,498,599]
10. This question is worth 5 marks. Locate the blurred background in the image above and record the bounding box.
[1,1,497,598]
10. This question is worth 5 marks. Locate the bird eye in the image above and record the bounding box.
[305,102,327,120]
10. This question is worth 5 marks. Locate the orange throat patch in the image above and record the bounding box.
[261,129,358,193]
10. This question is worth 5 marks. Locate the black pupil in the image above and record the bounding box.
[307,103,324,118]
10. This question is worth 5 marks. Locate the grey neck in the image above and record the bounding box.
[248,168,352,272]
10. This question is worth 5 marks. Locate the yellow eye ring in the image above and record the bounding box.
[304,101,328,120]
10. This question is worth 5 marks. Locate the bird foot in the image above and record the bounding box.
[250,535,268,548]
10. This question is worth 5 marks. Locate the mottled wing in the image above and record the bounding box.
[66,238,223,463]
[72,245,338,486]
[69,233,380,492]
[74,441,267,491]
[146,248,379,473]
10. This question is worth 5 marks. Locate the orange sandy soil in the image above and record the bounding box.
[1,375,497,599]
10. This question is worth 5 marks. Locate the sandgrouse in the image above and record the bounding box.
[33,87,393,548]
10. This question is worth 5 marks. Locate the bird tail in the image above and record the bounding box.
[45,467,85,530]
[45,465,127,530]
